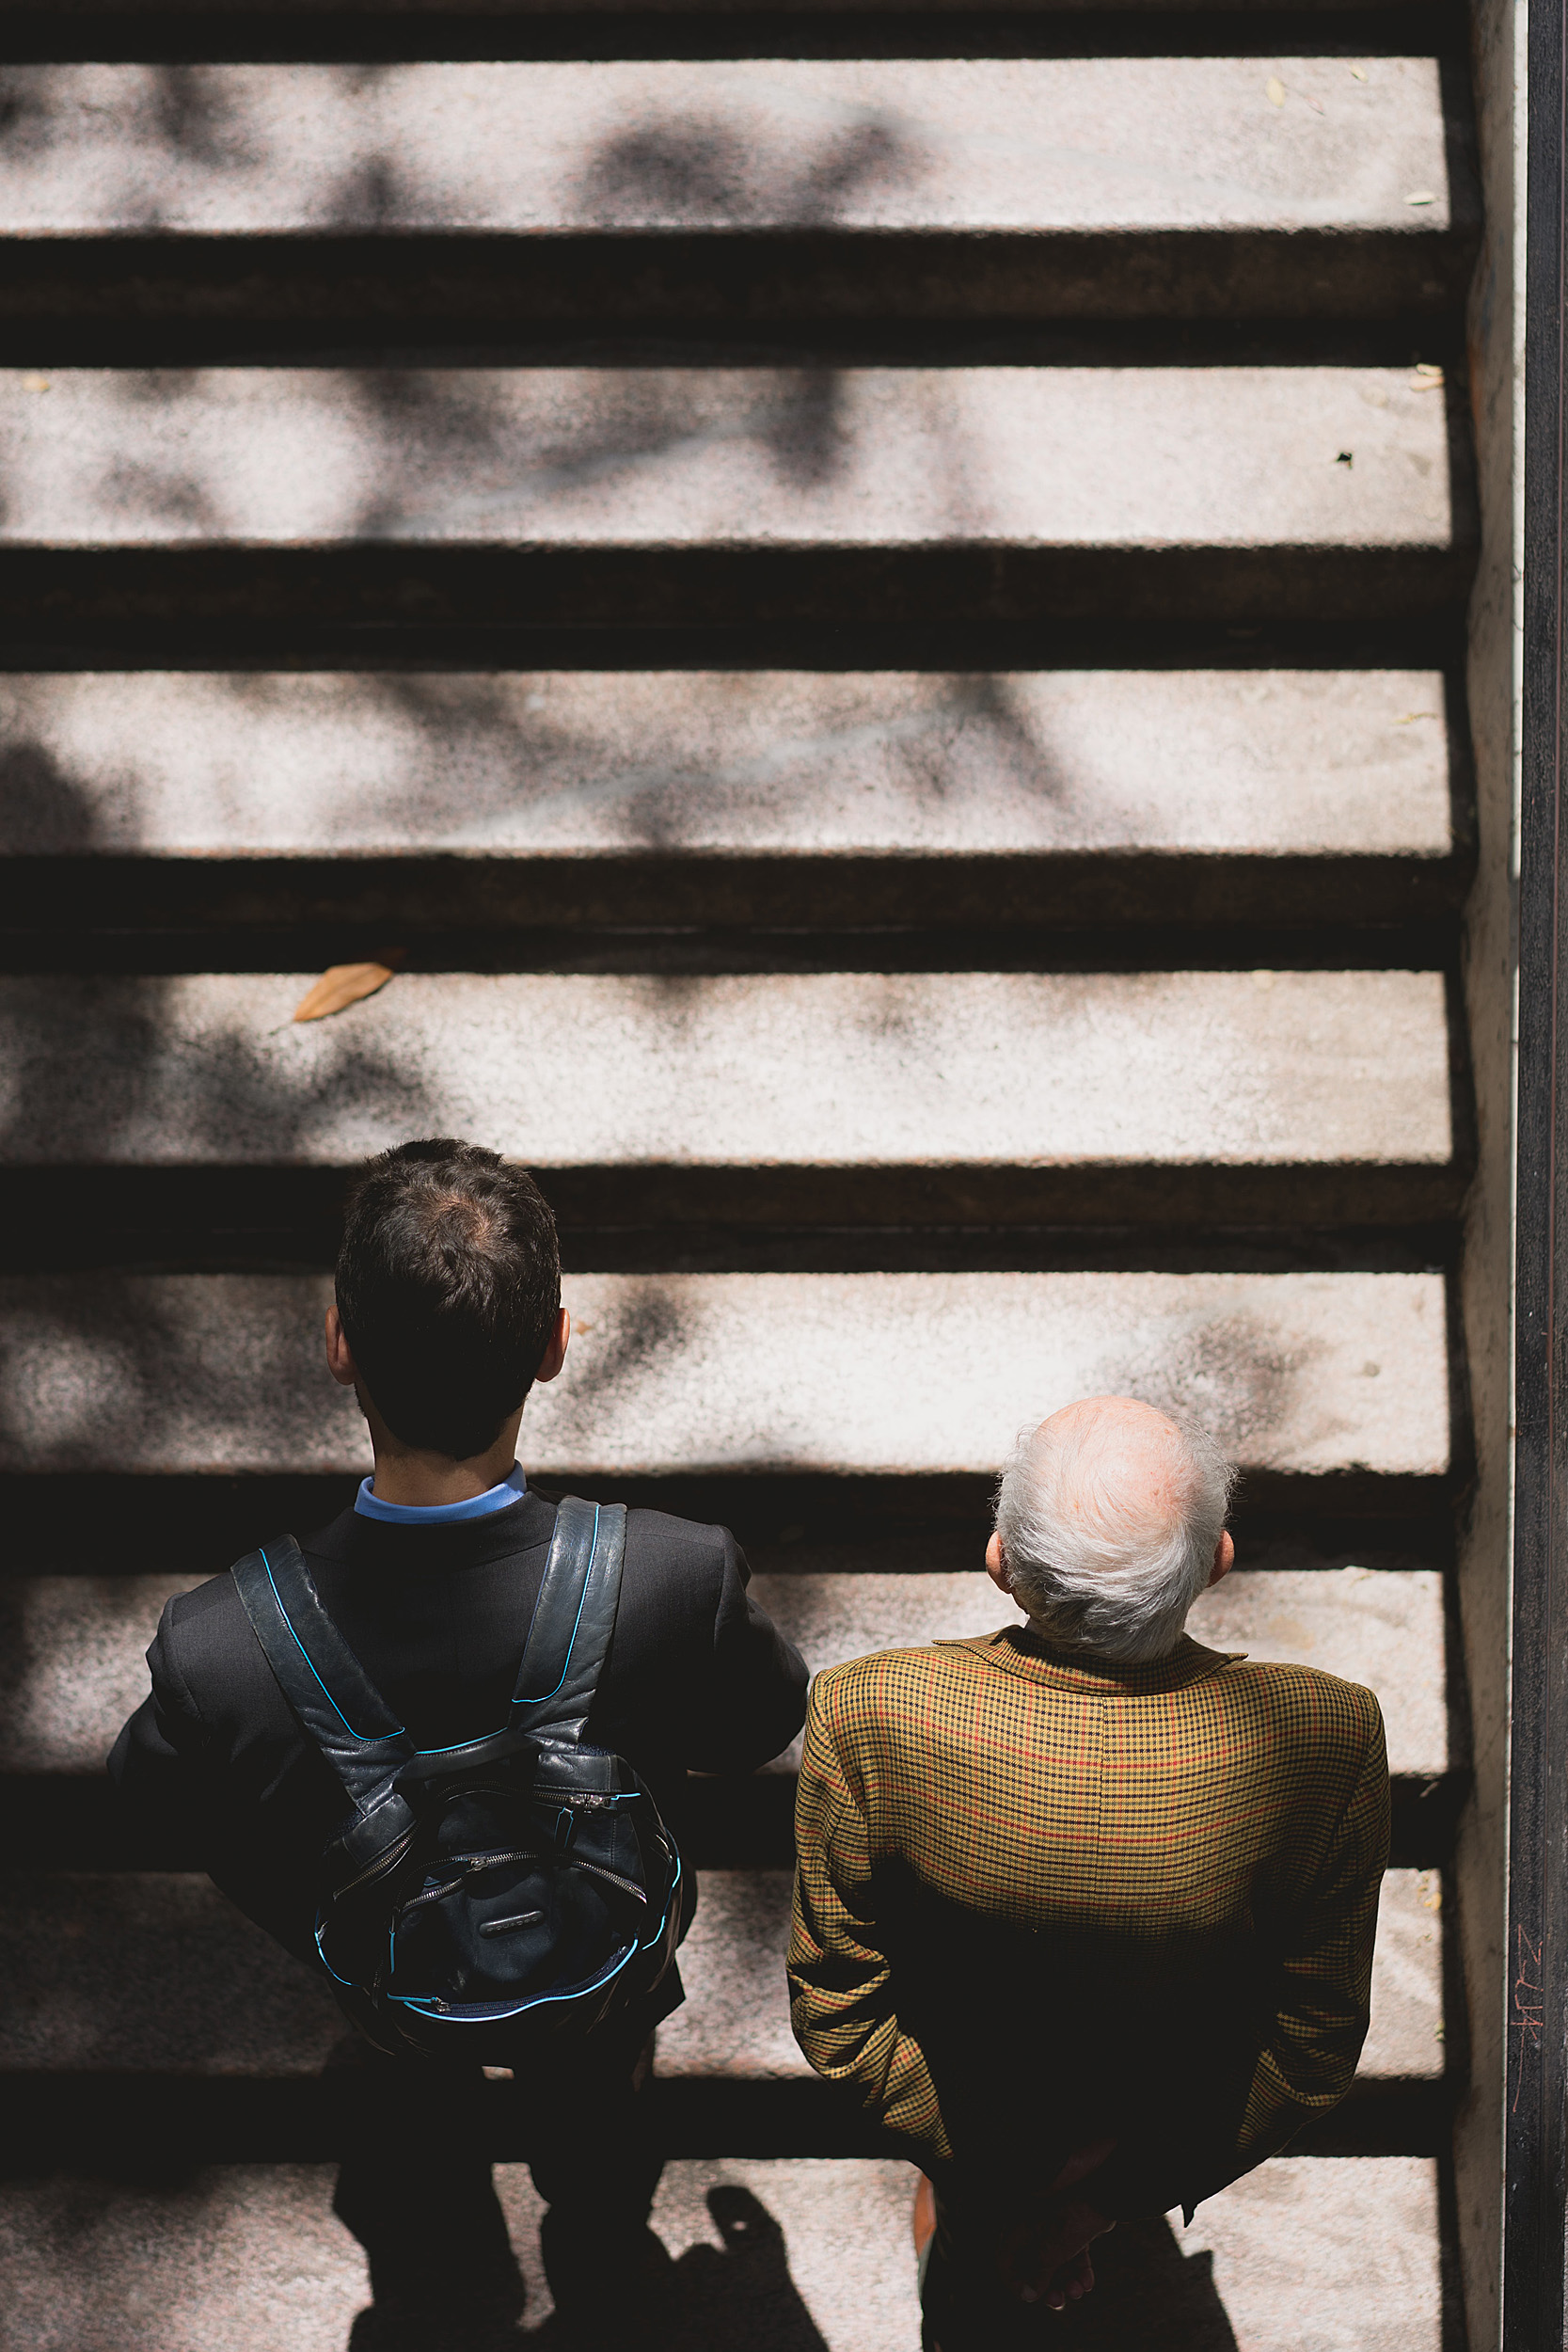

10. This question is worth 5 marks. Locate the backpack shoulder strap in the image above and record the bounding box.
[509,1497,628,1745]
[230,1534,411,1817]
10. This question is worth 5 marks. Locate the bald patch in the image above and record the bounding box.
[1029,1396,1198,1554]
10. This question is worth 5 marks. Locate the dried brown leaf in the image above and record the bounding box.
[293,961,399,1022]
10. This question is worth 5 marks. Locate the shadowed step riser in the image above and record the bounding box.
[0,543,1476,626]
[4,1764,1463,1874]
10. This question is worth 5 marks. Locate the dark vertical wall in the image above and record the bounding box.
[1465,4,1524,2343]
[1507,0,1568,2343]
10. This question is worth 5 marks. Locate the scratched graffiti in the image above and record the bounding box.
[1512,1923,1544,2110]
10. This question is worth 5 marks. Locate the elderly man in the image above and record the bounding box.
[788,1396,1388,2350]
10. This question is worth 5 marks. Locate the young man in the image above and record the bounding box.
[788,1396,1389,2351]
[111,1137,808,2349]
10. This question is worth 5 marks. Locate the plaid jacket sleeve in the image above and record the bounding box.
[787,1664,954,2159]
[1222,1684,1391,2185]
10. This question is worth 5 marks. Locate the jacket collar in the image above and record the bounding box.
[935,1624,1243,1695]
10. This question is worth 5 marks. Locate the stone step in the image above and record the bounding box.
[0,1269,1449,1495]
[0,1867,1442,2085]
[0,968,1456,1232]
[0,60,1471,321]
[0,1565,1449,1782]
[0,667,1464,935]
[0,2153,1443,2352]
[0,364,1470,627]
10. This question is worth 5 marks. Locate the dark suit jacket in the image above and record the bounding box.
[110,1486,809,2010]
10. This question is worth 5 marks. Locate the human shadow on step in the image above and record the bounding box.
[652,2186,831,2352]
[1053,2213,1241,2352]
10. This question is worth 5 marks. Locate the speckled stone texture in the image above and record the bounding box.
[0,1269,1449,1476]
[0,970,1452,1171]
[0,368,1456,549]
[0,2156,1439,2350]
[0,669,1454,860]
[752,1564,1449,1775]
[0,60,1458,234]
[0,1564,1447,1777]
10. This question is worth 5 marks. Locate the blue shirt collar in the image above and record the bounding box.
[354,1463,528,1525]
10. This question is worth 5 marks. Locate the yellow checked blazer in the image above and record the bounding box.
[788,1624,1389,2217]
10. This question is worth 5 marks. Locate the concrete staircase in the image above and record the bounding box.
[0,6,1477,2345]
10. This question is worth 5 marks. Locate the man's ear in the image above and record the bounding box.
[986,1529,1012,1594]
[325,1302,358,1390]
[1209,1530,1235,1588]
[533,1306,571,1387]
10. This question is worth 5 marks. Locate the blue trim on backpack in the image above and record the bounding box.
[639,1851,682,1951]
[261,1547,406,1743]
[511,1503,600,1705]
[314,1915,357,1989]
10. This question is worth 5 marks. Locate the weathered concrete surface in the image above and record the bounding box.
[0,1565,1447,1779]
[0,1270,1449,1477]
[643,2159,924,2352]
[0,61,1458,234]
[0,669,1455,861]
[1166,2158,1440,2352]
[1188,1565,1449,1775]
[0,1573,204,1773]
[0,2168,374,2352]
[755,1565,1449,1776]
[0,1867,1438,2080]
[0,1873,344,2075]
[0,2154,1439,2352]
[0,368,1457,550]
[0,970,1452,1171]
[1366,1868,1446,2080]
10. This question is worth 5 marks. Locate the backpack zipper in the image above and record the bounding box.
[335,1820,416,1899]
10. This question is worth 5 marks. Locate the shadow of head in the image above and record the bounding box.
[706,2185,784,2258]
[660,2186,831,2352]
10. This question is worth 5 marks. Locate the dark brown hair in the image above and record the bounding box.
[335,1138,561,1461]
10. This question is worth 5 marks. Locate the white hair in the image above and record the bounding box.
[992,1406,1236,1665]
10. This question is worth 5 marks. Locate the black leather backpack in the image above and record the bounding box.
[230,1497,683,2064]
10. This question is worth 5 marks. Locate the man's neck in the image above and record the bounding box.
[367,1443,520,1508]
[361,1395,526,1506]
